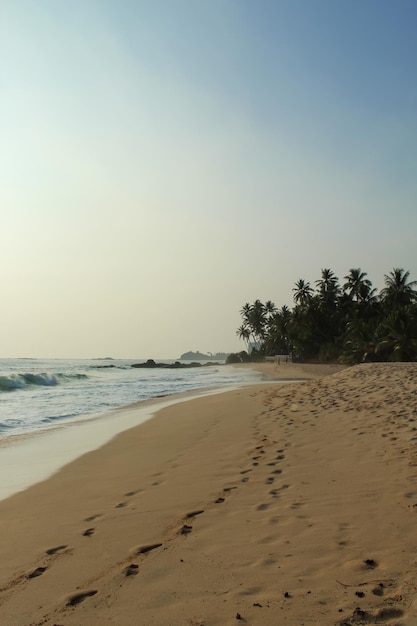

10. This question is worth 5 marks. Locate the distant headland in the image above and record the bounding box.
[178,351,229,361]
[131,352,229,370]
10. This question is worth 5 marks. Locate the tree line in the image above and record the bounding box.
[231,268,417,364]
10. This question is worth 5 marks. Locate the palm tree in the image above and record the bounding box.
[343,316,379,363]
[240,303,251,319]
[249,300,268,349]
[376,306,417,361]
[315,268,340,305]
[288,296,323,360]
[313,269,343,356]
[264,300,277,317]
[380,268,417,307]
[236,266,417,364]
[357,281,378,304]
[343,268,373,302]
[237,300,268,352]
[236,324,250,351]
[292,279,313,305]
[264,305,293,354]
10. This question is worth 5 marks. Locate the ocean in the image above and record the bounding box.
[0,358,262,439]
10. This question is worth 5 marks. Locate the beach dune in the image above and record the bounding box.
[1,362,417,625]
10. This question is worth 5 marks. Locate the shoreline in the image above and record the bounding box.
[0,362,318,502]
[0,383,250,502]
[0,360,256,441]
[3,362,417,624]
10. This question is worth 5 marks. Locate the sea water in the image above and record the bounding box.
[0,358,265,500]
[0,358,262,439]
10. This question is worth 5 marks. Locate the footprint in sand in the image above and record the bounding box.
[215,486,237,502]
[115,502,128,509]
[125,563,139,576]
[27,567,47,579]
[375,607,403,620]
[185,510,204,519]
[136,543,163,554]
[84,514,102,522]
[343,558,380,573]
[265,477,275,485]
[341,606,403,625]
[83,528,95,537]
[66,590,97,606]
[46,545,68,555]
[371,583,384,596]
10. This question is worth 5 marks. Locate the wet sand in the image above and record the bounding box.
[1,362,417,625]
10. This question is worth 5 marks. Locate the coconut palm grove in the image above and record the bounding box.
[231,268,417,364]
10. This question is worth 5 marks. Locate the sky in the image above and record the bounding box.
[1,0,416,359]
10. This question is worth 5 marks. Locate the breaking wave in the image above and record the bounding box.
[0,372,88,392]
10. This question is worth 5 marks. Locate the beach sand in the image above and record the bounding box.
[1,362,417,625]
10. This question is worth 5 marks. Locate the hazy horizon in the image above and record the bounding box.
[0,352,231,361]
[2,1,416,359]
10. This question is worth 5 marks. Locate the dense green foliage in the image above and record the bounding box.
[225,351,251,364]
[234,268,417,363]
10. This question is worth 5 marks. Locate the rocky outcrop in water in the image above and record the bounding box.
[131,359,219,369]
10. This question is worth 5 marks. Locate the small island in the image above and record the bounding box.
[179,351,229,361]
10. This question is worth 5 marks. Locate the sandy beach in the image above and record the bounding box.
[1,361,417,625]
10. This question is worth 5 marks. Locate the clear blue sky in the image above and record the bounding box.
[1,0,416,358]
